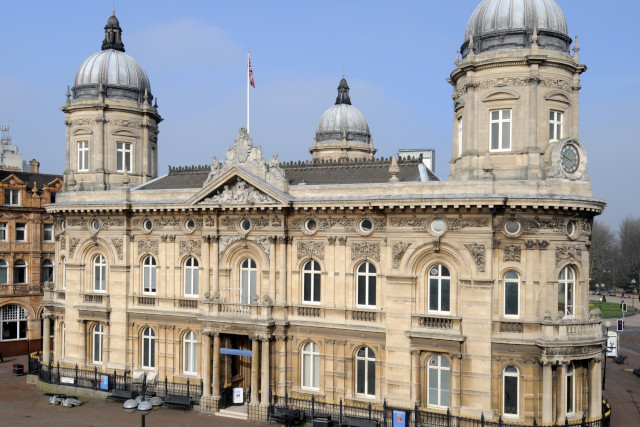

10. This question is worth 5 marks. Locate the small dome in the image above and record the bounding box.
[462,0,571,57]
[315,104,371,144]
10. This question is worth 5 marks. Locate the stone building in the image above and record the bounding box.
[43,1,606,424]
[0,160,62,356]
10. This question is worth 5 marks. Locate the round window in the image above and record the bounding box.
[185,219,195,232]
[430,218,446,233]
[505,219,521,235]
[143,219,153,232]
[60,220,66,231]
[566,221,575,236]
[91,219,100,231]
[304,218,317,233]
[359,219,373,233]
[240,219,251,232]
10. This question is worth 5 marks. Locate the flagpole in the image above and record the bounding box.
[247,51,250,135]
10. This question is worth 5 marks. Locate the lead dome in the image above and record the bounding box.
[462,0,571,58]
[72,12,152,103]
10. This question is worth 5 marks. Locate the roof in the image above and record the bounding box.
[0,170,62,190]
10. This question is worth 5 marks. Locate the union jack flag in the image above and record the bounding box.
[249,57,255,88]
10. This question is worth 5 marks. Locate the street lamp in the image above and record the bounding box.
[602,320,612,390]
[123,396,162,427]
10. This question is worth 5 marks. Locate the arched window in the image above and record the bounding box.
[92,323,103,364]
[428,264,450,313]
[427,355,450,408]
[240,258,257,304]
[0,304,28,341]
[301,341,320,390]
[356,262,376,307]
[93,254,106,292]
[504,271,520,317]
[183,330,197,375]
[503,365,519,416]
[567,363,575,414]
[14,260,27,284]
[0,259,8,284]
[142,327,155,369]
[355,346,375,397]
[303,260,321,304]
[184,257,199,297]
[42,259,54,283]
[558,266,575,317]
[142,256,157,294]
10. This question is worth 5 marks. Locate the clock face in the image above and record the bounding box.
[561,144,580,174]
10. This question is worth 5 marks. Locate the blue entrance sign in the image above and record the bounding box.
[220,348,253,357]
[392,410,406,427]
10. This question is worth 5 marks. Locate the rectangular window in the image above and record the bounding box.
[504,281,519,316]
[15,223,26,241]
[78,141,89,171]
[504,375,518,415]
[4,189,20,206]
[549,110,563,141]
[43,224,54,242]
[0,222,6,241]
[116,142,132,172]
[490,109,511,151]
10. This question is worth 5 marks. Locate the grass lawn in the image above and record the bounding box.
[589,300,638,318]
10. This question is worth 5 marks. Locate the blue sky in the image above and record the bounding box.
[1,1,637,228]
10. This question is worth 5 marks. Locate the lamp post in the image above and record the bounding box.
[123,396,162,427]
[602,320,611,390]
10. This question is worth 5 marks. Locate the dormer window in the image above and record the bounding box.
[4,189,19,206]
[490,109,511,151]
[549,110,563,142]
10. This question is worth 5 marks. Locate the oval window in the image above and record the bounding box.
[185,219,195,232]
[91,219,100,231]
[240,219,251,232]
[305,218,317,233]
[505,219,521,235]
[143,219,153,232]
[359,219,373,233]
[431,218,446,233]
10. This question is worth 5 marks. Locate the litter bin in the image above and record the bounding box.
[313,416,333,426]
[13,363,24,376]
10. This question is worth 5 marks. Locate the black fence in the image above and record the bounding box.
[29,353,203,404]
[270,392,612,427]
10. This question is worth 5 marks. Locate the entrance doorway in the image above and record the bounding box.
[219,334,252,409]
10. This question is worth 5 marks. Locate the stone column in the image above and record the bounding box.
[557,362,567,422]
[212,236,219,296]
[411,350,420,404]
[542,361,553,424]
[78,320,86,365]
[451,353,462,412]
[261,337,271,406]
[278,237,287,303]
[251,337,260,404]
[42,316,51,364]
[212,333,221,398]
[203,333,212,396]
[102,322,110,366]
[202,236,210,298]
[269,237,277,300]
[277,335,288,395]
[589,357,602,419]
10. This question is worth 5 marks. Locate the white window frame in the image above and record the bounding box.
[428,264,451,314]
[503,365,519,417]
[356,262,376,308]
[567,363,575,414]
[355,346,375,397]
[0,304,28,341]
[142,327,155,369]
[184,256,199,297]
[93,254,106,292]
[0,259,8,284]
[183,330,198,375]
[427,355,451,409]
[504,271,520,318]
[0,222,7,241]
[301,341,320,390]
[15,223,26,242]
[42,259,54,283]
[13,260,27,284]
[302,260,321,304]
[4,189,20,206]
[78,141,89,171]
[92,323,103,364]
[549,110,563,142]
[490,109,512,152]
[142,255,157,294]
[558,266,575,317]
[43,224,54,242]
[240,258,257,304]
[116,142,132,173]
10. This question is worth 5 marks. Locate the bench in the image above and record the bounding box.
[342,416,378,427]
[106,389,134,403]
[163,394,191,410]
[270,406,305,425]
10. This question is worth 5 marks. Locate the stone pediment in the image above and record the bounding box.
[1,174,26,187]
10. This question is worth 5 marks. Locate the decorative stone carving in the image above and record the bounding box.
[372,218,386,230]
[68,219,88,229]
[110,118,142,129]
[69,238,80,257]
[390,216,427,230]
[250,236,271,257]
[320,216,356,230]
[202,178,278,205]
[538,240,549,250]
[272,215,281,227]
[168,235,176,242]
[351,242,380,262]
[392,241,410,268]
[204,217,215,227]
[111,238,123,259]
[525,240,537,250]
[179,239,201,257]
[338,237,347,246]
[60,236,66,251]
[218,236,241,256]
[138,239,159,256]
[327,236,336,245]
[447,217,489,230]
[464,243,486,272]
[297,240,324,260]
[503,244,521,262]
[523,216,565,232]
[251,216,270,228]
[556,245,582,266]
[221,216,235,228]
[100,218,124,229]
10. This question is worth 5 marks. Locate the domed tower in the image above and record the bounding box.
[310,77,376,162]
[61,11,162,191]
[449,0,587,181]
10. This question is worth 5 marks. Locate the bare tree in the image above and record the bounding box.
[618,217,640,293]
[589,221,618,291]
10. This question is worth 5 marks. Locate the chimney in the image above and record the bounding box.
[29,159,40,174]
